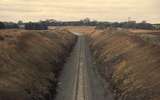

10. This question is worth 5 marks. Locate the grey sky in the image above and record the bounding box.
[0,0,159,23]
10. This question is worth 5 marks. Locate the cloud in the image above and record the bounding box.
[0,0,159,23]
[0,6,40,12]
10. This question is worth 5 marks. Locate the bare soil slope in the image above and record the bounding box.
[0,29,77,100]
[88,29,160,100]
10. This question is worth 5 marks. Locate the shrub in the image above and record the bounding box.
[0,22,5,29]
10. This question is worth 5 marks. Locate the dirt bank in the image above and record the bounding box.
[88,29,160,100]
[0,29,77,100]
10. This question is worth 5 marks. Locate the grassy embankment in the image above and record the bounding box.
[0,29,77,100]
[88,29,160,100]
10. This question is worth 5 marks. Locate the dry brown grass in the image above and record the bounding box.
[0,29,77,100]
[88,28,160,100]
[126,29,160,45]
[129,29,160,34]
[49,26,96,34]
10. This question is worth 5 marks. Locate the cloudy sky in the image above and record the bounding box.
[0,0,159,23]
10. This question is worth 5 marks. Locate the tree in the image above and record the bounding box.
[81,18,91,25]
[4,22,18,29]
[0,22,5,29]
[18,20,23,25]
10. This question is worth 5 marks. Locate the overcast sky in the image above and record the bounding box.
[0,0,159,23]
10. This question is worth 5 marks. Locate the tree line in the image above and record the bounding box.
[96,21,156,30]
[25,22,48,30]
[0,22,18,29]
[0,18,160,30]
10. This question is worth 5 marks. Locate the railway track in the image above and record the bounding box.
[55,34,112,100]
[75,36,91,100]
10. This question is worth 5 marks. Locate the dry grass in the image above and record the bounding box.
[129,29,160,34]
[0,29,77,100]
[49,26,96,34]
[88,28,160,100]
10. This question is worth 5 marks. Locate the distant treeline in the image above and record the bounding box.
[25,22,48,30]
[0,22,5,29]
[39,19,97,26]
[0,21,48,30]
[0,18,160,30]
[153,24,160,29]
[96,21,157,30]
[38,19,160,30]
[0,22,18,29]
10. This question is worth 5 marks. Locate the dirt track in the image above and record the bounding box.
[55,34,114,100]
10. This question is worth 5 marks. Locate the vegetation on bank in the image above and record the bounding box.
[88,29,160,100]
[0,29,77,100]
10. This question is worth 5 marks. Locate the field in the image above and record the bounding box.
[48,26,96,34]
[88,28,160,100]
[0,29,77,100]
[129,29,160,34]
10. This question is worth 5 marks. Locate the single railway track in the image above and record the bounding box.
[72,36,91,100]
[55,34,110,100]
[72,36,82,100]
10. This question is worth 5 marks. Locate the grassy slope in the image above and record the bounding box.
[0,29,77,100]
[88,29,160,100]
